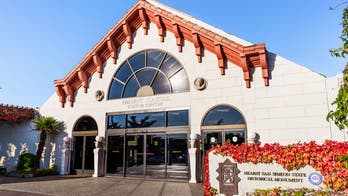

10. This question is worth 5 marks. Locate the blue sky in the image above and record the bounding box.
[0,0,346,108]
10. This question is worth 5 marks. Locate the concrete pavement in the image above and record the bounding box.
[0,175,203,196]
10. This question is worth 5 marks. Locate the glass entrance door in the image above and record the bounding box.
[167,133,188,180]
[107,135,124,174]
[72,135,95,175]
[108,132,188,180]
[126,135,144,176]
[146,134,165,178]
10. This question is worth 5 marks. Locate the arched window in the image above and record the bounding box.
[108,49,189,99]
[201,105,246,153]
[202,105,245,126]
[73,116,98,131]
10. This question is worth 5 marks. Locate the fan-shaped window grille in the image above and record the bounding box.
[108,50,189,99]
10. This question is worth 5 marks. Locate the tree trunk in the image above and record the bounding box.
[33,131,47,176]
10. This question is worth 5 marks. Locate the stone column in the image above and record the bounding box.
[60,136,71,175]
[189,133,198,183]
[92,136,106,177]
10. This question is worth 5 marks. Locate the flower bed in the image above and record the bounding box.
[203,140,348,196]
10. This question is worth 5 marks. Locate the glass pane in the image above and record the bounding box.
[107,136,124,174]
[135,68,156,86]
[152,72,171,95]
[108,80,123,99]
[127,112,165,128]
[203,105,245,126]
[73,136,84,170]
[84,136,95,170]
[126,135,144,176]
[146,134,165,178]
[203,131,222,153]
[107,115,126,129]
[167,110,189,127]
[123,77,140,98]
[128,51,145,72]
[73,117,98,131]
[225,130,245,146]
[115,62,132,83]
[160,56,182,77]
[169,69,189,93]
[147,50,166,68]
[167,134,188,180]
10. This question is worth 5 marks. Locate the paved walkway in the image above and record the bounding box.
[0,175,203,196]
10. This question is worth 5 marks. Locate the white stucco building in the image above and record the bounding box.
[36,0,346,180]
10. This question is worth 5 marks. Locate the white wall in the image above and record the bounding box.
[0,121,38,170]
[0,120,66,171]
[40,22,343,173]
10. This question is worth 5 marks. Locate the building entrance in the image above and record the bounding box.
[107,132,188,180]
[106,109,189,180]
[71,116,98,175]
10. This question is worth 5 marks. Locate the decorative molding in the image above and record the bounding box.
[122,21,133,49]
[93,53,103,79]
[95,90,105,102]
[54,0,269,107]
[192,31,203,63]
[63,84,74,107]
[194,77,207,91]
[172,23,183,52]
[106,37,118,64]
[154,14,165,42]
[78,69,88,93]
[55,85,66,108]
[214,42,226,75]
[138,8,149,35]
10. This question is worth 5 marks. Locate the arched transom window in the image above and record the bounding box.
[108,49,189,99]
[73,116,98,132]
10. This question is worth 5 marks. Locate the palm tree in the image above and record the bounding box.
[32,116,60,176]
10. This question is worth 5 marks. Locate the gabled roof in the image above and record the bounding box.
[54,0,269,107]
[0,104,37,122]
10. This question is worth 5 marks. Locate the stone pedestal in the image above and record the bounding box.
[189,133,198,183]
[60,136,70,175]
[189,147,197,183]
[92,136,105,177]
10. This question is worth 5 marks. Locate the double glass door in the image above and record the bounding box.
[107,133,188,180]
[72,135,95,175]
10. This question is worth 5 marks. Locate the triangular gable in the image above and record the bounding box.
[54,0,269,107]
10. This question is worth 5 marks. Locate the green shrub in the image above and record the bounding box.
[16,152,36,171]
